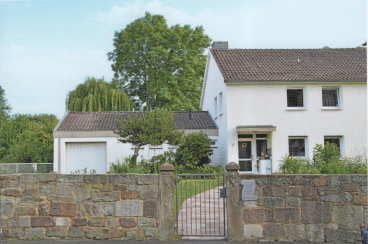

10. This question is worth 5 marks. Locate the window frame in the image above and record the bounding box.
[287,88,306,110]
[288,136,308,158]
[324,136,343,156]
[219,92,223,116]
[214,96,218,118]
[322,87,341,110]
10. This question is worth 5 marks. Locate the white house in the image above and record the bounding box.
[53,111,219,174]
[201,42,367,173]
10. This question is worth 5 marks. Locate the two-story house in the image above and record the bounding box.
[201,42,367,173]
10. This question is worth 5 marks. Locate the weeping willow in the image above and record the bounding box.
[66,77,132,112]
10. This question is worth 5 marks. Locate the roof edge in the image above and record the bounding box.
[54,112,69,132]
[225,80,367,84]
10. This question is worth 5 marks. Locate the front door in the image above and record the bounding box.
[238,134,269,173]
[238,140,253,172]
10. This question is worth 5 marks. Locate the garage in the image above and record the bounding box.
[66,142,107,174]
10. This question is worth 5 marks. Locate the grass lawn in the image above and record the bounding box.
[174,175,224,222]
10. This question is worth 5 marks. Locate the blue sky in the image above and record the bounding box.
[0,0,366,119]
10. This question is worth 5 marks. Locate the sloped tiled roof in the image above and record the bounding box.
[210,48,367,82]
[56,111,218,131]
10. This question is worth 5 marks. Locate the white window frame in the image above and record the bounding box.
[211,140,218,148]
[219,92,223,116]
[288,136,308,158]
[322,87,342,110]
[286,88,306,110]
[324,136,344,157]
[214,96,218,118]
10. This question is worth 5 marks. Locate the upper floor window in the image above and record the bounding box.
[287,89,304,108]
[214,97,218,118]
[322,88,339,107]
[219,92,223,115]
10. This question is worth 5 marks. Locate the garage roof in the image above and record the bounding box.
[55,111,218,132]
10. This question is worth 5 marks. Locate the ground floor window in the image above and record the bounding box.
[324,136,342,153]
[288,137,306,156]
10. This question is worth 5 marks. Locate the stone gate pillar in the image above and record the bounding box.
[158,163,175,241]
[225,162,243,241]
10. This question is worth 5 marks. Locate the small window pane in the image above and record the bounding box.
[238,141,252,159]
[211,140,216,146]
[256,140,267,157]
[324,138,340,152]
[289,138,305,156]
[239,161,252,171]
[287,89,303,107]
[256,134,267,138]
[323,89,338,106]
[238,134,253,138]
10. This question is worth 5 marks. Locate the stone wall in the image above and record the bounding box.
[1,173,163,240]
[240,174,367,243]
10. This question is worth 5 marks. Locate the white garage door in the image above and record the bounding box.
[66,142,107,174]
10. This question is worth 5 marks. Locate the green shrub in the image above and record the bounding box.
[279,142,367,174]
[175,131,213,169]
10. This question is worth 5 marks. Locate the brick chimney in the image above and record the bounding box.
[212,41,228,50]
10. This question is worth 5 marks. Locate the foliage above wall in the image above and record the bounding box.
[66,77,133,112]
[279,142,367,174]
[0,114,58,163]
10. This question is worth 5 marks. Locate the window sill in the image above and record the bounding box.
[287,107,307,111]
[322,107,342,110]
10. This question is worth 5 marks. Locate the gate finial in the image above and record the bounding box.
[160,163,174,174]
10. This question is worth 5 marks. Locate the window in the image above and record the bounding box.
[288,137,306,156]
[214,97,218,117]
[219,92,223,115]
[324,136,342,153]
[287,89,304,107]
[322,88,339,107]
[238,134,253,138]
[211,140,217,147]
[256,140,267,157]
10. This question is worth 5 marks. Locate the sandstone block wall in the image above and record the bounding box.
[1,174,160,240]
[240,175,367,243]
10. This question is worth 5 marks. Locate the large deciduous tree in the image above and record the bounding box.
[107,12,211,111]
[66,77,133,112]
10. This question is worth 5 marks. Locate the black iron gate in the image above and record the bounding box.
[175,174,227,237]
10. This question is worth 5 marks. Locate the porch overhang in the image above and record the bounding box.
[236,125,276,133]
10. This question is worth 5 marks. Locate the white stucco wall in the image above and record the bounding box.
[54,135,219,174]
[202,52,228,166]
[225,82,367,172]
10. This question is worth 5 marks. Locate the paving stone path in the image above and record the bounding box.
[177,187,227,237]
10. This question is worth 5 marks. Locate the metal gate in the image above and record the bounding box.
[175,174,227,237]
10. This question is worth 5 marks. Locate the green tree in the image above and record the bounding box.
[66,77,133,112]
[114,109,184,160]
[0,86,11,121]
[175,131,213,169]
[107,12,211,111]
[0,114,58,163]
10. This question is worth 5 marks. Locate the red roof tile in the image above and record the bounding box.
[56,111,218,131]
[210,48,367,82]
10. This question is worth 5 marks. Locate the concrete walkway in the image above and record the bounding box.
[177,187,227,237]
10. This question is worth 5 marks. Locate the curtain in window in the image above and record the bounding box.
[323,89,338,106]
